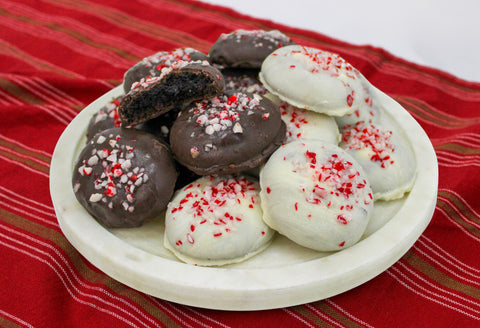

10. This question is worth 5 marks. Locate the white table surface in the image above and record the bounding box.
[199,0,480,83]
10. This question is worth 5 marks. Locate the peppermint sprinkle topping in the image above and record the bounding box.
[93,96,124,127]
[342,122,395,168]
[140,47,197,73]
[169,176,258,245]
[76,134,148,213]
[188,92,264,137]
[225,75,267,95]
[130,60,211,93]
[280,101,310,142]
[221,29,291,48]
[286,46,360,79]
[286,148,372,222]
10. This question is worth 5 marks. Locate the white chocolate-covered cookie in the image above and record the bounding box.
[339,114,416,201]
[164,175,274,266]
[260,140,373,252]
[266,93,340,144]
[335,79,382,128]
[259,45,367,116]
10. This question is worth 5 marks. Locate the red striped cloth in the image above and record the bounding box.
[1,0,479,327]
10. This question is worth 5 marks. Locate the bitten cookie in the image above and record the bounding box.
[170,91,286,176]
[260,140,373,252]
[119,60,224,126]
[72,128,178,228]
[209,29,295,68]
[164,174,274,266]
[259,45,368,116]
[123,48,208,93]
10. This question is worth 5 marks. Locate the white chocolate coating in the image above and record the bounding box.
[339,113,416,201]
[335,79,382,128]
[259,45,367,116]
[164,175,274,266]
[266,93,340,145]
[259,140,373,252]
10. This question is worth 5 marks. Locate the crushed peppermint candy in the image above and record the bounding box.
[342,122,395,168]
[287,149,372,221]
[140,47,196,70]
[169,176,259,245]
[221,29,292,49]
[130,60,211,93]
[188,92,265,138]
[225,75,267,95]
[76,133,149,213]
[286,46,360,79]
[93,95,124,127]
[279,101,309,142]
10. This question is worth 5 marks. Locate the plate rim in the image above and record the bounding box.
[50,85,438,310]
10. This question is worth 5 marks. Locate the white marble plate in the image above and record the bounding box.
[50,85,438,310]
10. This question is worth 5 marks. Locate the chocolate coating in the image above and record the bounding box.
[222,68,267,96]
[119,61,225,126]
[86,95,125,141]
[123,48,208,93]
[209,29,295,68]
[170,91,286,176]
[72,128,178,228]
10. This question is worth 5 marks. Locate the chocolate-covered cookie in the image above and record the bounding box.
[209,29,295,68]
[72,127,178,228]
[170,91,286,176]
[123,48,208,93]
[86,95,125,141]
[222,68,267,96]
[119,60,225,126]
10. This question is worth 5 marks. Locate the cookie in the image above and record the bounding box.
[170,91,286,175]
[86,95,125,141]
[260,140,373,252]
[123,48,208,93]
[72,128,178,228]
[259,45,368,116]
[222,68,267,95]
[266,93,340,144]
[119,60,224,126]
[164,174,274,266]
[339,114,416,201]
[209,29,295,68]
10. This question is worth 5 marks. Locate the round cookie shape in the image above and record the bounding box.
[170,91,286,176]
[164,175,274,266]
[260,140,373,252]
[259,45,367,116]
[340,115,416,201]
[72,127,178,228]
[119,60,225,126]
[266,93,340,145]
[86,95,125,141]
[209,29,295,68]
[123,48,208,93]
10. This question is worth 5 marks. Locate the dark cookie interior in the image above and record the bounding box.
[72,127,178,228]
[119,62,225,126]
[123,48,208,93]
[170,91,286,175]
[209,29,295,68]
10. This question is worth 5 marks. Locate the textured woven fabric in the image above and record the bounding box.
[1,0,480,327]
